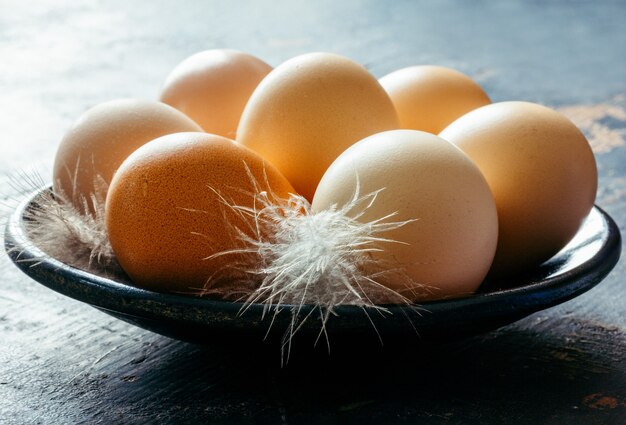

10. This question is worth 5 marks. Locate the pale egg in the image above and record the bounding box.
[237,52,399,201]
[105,132,294,292]
[379,65,491,134]
[160,49,272,138]
[52,99,202,214]
[440,101,597,277]
[311,129,498,301]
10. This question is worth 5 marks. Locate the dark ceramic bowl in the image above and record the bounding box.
[4,187,622,346]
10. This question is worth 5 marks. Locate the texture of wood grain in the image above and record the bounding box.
[1,1,625,424]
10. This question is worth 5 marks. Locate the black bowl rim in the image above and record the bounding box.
[4,186,622,327]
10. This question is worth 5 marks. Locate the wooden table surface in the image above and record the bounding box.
[1,1,625,424]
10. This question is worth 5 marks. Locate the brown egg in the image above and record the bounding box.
[379,65,491,134]
[312,130,498,301]
[237,52,399,201]
[105,132,294,293]
[52,99,202,214]
[440,101,597,277]
[160,49,272,138]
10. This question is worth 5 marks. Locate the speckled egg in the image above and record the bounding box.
[105,132,295,292]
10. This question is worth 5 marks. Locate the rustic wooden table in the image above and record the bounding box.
[1,1,625,424]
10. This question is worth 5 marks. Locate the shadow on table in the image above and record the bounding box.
[95,319,625,424]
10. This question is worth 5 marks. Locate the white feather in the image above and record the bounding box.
[3,169,124,279]
[200,169,427,357]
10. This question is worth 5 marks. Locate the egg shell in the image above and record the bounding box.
[311,129,498,301]
[440,101,598,277]
[53,99,202,214]
[105,132,295,292]
[237,52,400,201]
[379,65,491,134]
[160,49,272,138]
